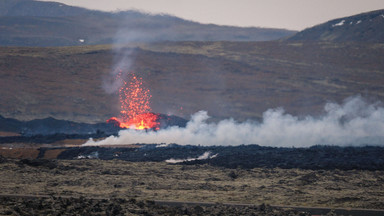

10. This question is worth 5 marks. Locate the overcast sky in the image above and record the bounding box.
[39,0,384,30]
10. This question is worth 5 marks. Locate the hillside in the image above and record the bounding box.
[0,0,89,17]
[0,41,383,123]
[287,9,384,42]
[0,0,295,46]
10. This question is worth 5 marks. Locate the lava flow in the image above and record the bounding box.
[107,71,159,130]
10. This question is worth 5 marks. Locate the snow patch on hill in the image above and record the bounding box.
[332,20,345,27]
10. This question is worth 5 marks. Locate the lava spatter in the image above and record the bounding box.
[107,71,159,130]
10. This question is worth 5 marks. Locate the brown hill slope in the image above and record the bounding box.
[1,41,384,123]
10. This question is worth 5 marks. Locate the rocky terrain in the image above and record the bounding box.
[0,195,315,216]
[55,145,384,171]
[0,157,383,215]
[1,143,384,215]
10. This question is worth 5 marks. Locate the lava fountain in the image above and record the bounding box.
[107,70,159,130]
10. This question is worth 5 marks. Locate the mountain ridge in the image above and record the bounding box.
[0,0,93,17]
[287,9,384,42]
[0,0,296,46]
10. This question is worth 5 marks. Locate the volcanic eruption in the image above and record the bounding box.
[107,70,160,130]
[86,96,384,147]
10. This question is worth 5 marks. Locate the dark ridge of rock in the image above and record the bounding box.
[0,114,187,137]
[55,144,384,171]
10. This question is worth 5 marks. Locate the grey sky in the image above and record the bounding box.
[39,0,384,30]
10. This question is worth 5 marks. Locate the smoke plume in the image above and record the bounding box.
[84,96,384,147]
[102,14,155,94]
[102,46,134,94]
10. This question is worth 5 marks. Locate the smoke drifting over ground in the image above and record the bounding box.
[165,151,218,164]
[84,96,384,147]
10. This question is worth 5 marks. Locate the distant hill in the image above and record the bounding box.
[287,9,384,42]
[0,0,296,46]
[0,0,90,17]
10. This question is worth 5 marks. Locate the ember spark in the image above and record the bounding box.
[107,71,159,130]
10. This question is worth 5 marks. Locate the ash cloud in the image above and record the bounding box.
[84,96,384,147]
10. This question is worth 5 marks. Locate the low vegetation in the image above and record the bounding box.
[0,157,383,211]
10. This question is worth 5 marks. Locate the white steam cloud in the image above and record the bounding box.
[84,96,384,147]
[165,151,218,164]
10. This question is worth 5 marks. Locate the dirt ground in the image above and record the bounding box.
[0,158,383,212]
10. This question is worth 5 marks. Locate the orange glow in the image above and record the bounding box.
[107,71,159,130]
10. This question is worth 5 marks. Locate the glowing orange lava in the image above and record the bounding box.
[107,71,159,130]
